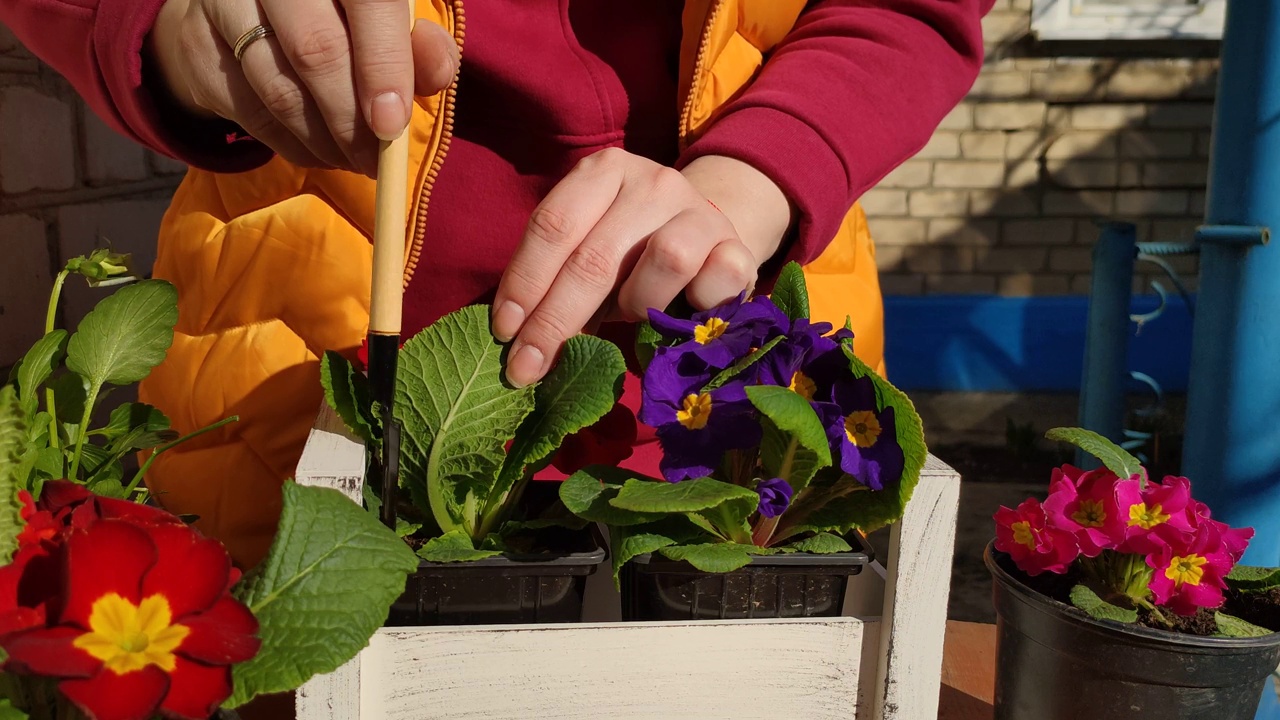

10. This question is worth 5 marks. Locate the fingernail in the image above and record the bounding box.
[492,301,524,342]
[506,344,544,388]
[369,92,408,141]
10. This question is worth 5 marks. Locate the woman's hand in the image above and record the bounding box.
[148,0,460,176]
[493,150,795,388]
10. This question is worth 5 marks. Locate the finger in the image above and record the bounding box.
[684,239,759,310]
[182,9,327,168]
[614,208,732,320]
[339,0,416,141]
[204,3,347,169]
[259,0,381,173]
[491,153,626,344]
[411,19,461,97]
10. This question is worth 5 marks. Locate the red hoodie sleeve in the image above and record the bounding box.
[0,0,269,172]
[678,0,994,265]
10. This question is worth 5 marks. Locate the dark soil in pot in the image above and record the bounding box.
[387,525,607,626]
[986,542,1280,719]
[622,535,874,621]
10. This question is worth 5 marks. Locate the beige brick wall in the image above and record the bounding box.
[873,0,1214,298]
[0,23,182,369]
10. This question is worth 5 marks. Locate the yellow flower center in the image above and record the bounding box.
[1128,502,1171,530]
[1072,499,1106,528]
[73,593,189,676]
[844,411,881,447]
[677,393,713,430]
[693,317,729,345]
[789,371,817,401]
[1165,554,1208,588]
[1011,521,1037,549]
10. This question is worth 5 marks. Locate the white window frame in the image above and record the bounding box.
[1031,0,1226,40]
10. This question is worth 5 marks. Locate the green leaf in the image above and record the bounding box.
[228,482,419,707]
[770,262,809,321]
[80,444,123,488]
[96,402,170,441]
[745,385,831,492]
[560,469,664,526]
[90,477,129,499]
[48,373,87,430]
[396,520,422,537]
[658,543,756,574]
[635,321,665,372]
[1226,565,1280,593]
[65,280,178,388]
[1069,584,1138,623]
[0,697,28,720]
[16,330,67,418]
[611,477,760,521]
[394,305,536,534]
[0,386,27,563]
[704,335,785,392]
[319,351,377,446]
[786,532,852,554]
[500,516,590,533]
[416,529,503,562]
[32,446,63,480]
[491,335,625,517]
[610,526,678,586]
[1045,427,1145,483]
[1215,611,1274,638]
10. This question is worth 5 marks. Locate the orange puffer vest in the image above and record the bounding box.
[138,0,884,567]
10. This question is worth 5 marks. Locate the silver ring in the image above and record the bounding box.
[233,25,275,62]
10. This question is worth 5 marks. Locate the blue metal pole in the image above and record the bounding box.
[1076,222,1137,470]
[1182,0,1280,569]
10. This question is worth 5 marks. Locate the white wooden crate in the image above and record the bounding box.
[293,406,960,720]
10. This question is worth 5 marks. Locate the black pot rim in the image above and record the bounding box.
[415,524,608,569]
[985,539,1280,649]
[632,532,875,570]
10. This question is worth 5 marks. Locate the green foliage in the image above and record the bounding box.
[770,261,810,321]
[1069,584,1138,623]
[612,477,760,520]
[1226,565,1280,593]
[658,543,757,573]
[14,330,66,418]
[785,532,852,554]
[703,336,784,392]
[416,529,502,563]
[65,280,177,388]
[394,305,536,535]
[0,387,28,564]
[320,351,377,446]
[610,527,678,585]
[559,469,662,527]
[0,697,27,719]
[634,320,664,373]
[486,335,624,530]
[1215,612,1275,638]
[1045,427,1146,483]
[228,483,418,707]
[746,385,830,492]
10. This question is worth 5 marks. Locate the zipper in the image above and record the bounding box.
[403,0,467,288]
[678,0,726,146]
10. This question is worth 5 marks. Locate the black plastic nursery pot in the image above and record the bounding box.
[986,542,1280,720]
[386,526,607,626]
[621,534,874,621]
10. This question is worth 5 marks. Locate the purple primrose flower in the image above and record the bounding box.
[647,292,787,368]
[818,375,904,492]
[756,477,794,518]
[639,347,761,483]
[754,318,853,399]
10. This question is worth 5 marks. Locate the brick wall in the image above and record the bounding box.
[871,0,1215,297]
[0,23,183,370]
[0,3,1217,371]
